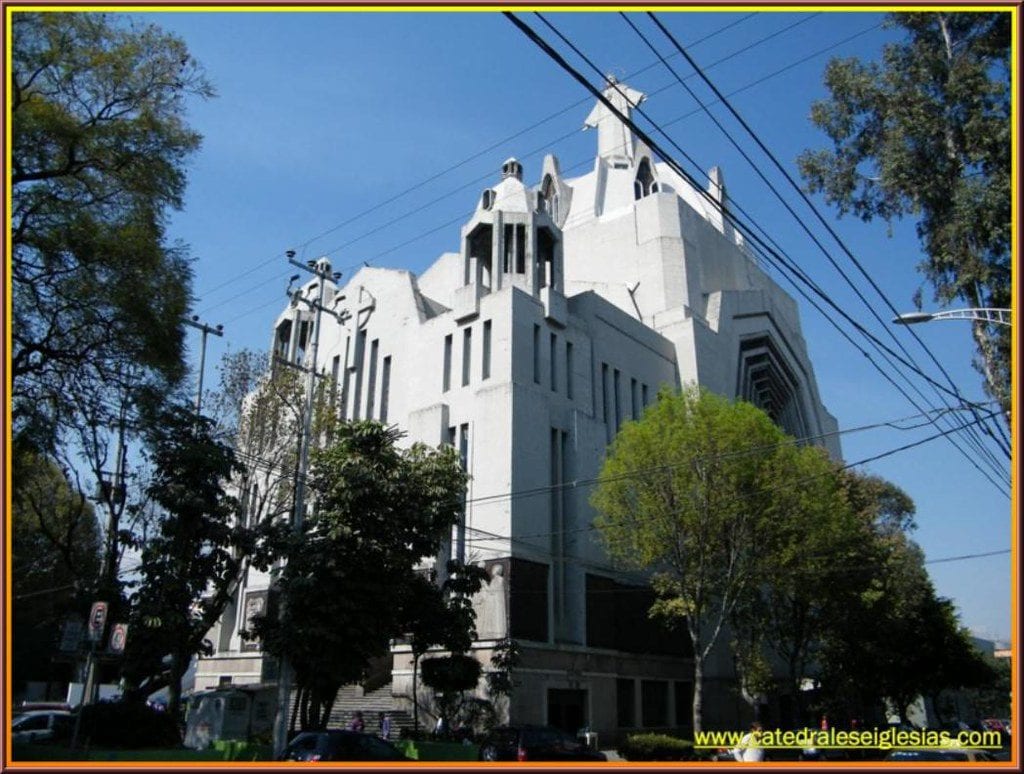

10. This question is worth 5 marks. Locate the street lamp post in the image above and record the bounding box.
[892,308,1011,327]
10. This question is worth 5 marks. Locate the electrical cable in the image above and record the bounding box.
[532,11,1008,486]
[643,11,1011,459]
[503,11,1009,494]
[190,13,765,315]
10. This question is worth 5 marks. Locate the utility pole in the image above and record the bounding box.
[184,316,224,416]
[271,253,346,759]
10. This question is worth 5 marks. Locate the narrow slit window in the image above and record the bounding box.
[352,329,367,419]
[482,320,492,380]
[462,327,472,387]
[613,369,622,431]
[366,339,379,420]
[602,363,610,428]
[443,334,453,392]
[550,333,557,392]
[533,324,541,384]
[565,341,574,400]
[380,356,391,423]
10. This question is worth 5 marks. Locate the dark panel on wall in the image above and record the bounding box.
[585,574,691,657]
[510,558,549,642]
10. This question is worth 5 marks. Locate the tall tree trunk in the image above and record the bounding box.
[693,650,704,734]
[789,654,802,729]
[167,652,185,723]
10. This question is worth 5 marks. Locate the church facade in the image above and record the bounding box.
[195,80,839,739]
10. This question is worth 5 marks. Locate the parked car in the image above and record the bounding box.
[981,718,1011,735]
[478,725,607,762]
[884,748,999,762]
[11,710,73,744]
[278,729,410,761]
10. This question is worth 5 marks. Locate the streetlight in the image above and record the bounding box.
[892,308,1011,326]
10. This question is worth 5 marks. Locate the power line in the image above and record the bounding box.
[192,13,817,321]
[532,11,1008,486]
[504,12,1009,494]
[198,18,886,351]
[642,11,1010,460]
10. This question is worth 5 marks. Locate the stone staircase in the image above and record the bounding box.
[326,683,420,737]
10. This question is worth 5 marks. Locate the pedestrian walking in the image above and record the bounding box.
[349,710,365,733]
[379,711,392,741]
[731,721,765,762]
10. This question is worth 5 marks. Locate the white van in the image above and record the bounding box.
[183,685,276,749]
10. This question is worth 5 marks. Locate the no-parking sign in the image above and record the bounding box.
[87,601,108,642]
[109,623,128,653]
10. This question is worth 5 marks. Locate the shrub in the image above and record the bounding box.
[77,700,182,749]
[420,654,481,692]
[618,733,695,761]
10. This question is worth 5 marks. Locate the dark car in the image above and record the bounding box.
[11,710,73,744]
[478,725,607,762]
[279,729,411,762]
[884,748,999,762]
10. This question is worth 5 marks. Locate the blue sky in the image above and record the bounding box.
[139,9,1012,641]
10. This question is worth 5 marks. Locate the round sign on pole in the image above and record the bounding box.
[109,623,128,653]
[88,601,108,642]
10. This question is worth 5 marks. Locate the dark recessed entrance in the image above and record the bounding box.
[547,688,587,735]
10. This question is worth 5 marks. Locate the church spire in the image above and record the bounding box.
[583,75,646,167]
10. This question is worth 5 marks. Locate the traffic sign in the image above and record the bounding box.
[108,623,128,653]
[87,601,108,642]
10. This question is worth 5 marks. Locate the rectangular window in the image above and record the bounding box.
[458,423,469,470]
[674,681,694,728]
[641,680,668,727]
[352,329,367,419]
[613,368,622,431]
[601,363,610,429]
[447,425,457,447]
[642,383,649,407]
[482,320,492,380]
[550,333,557,392]
[330,355,341,408]
[565,341,574,400]
[533,324,541,384]
[616,679,635,728]
[443,334,453,392]
[502,224,527,274]
[631,377,639,420]
[366,339,379,420]
[340,337,351,421]
[380,356,391,423]
[462,327,472,387]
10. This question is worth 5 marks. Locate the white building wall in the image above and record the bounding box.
[199,79,841,734]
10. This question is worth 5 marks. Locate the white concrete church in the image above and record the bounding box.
[195,79,840,740]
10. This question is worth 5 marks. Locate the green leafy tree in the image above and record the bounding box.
[251,421,468,731]
[960,654,1010,720]
[121,404,246,718]
[10,11,213,448]
[408,560,488,735]
[814,470,985,724]
[591,386,791,733]
[212,350,307,533]
[798,12,1011,420]
[750,445,860,726]
[393,561,487,734]
[816,470,920,722]
[11,445,102,694]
